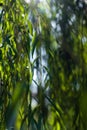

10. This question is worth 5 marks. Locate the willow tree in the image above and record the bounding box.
[0,0,33,129]
[0,0,87,130]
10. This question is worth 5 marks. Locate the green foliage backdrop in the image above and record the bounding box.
[0,0,87,130]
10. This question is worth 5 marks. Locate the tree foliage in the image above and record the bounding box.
[0,0,87,130]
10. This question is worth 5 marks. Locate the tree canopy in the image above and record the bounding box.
[0,0,87,130]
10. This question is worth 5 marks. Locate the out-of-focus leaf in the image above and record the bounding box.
[28,105,38,127]
[31,32,38,57]
[20,114,28,129]
[28,20,33,35]
[48,49,54,58]
[32,56,40,65]
[43,65,49,74]
[45,95,63,114]
[0,50,2,60]
[37,113,42,130]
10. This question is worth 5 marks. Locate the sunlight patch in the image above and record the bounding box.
[25,0,31,3]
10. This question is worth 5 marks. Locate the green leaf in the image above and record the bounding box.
[31,32,38,57]
[45,95,63,114]
[28,20,33,35]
